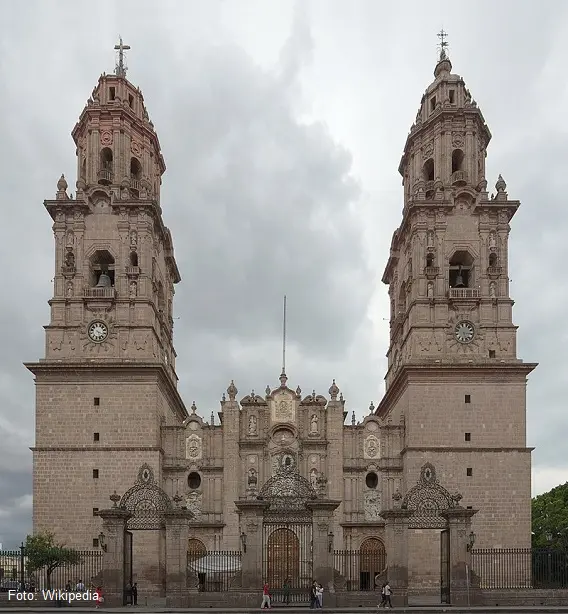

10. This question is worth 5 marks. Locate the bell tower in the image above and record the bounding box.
[377,34,537,549]
[41,37,179,372]
[26,41,187,547]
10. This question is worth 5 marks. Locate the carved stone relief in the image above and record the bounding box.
[272,393,295,423]
[364,490,382,521]
[185,434,202,461]
[185,491,202,518]
[363,435,381,460]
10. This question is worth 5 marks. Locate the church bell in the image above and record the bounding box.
[454,266,465,288]
[96,271,112,287]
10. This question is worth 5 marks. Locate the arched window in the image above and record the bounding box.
[452,149,464,174]
[98,148,113,185]
[422,158,435,182]
[130,157,142,181]
[359,538,386,590]
[129,251,138,267]
[426,253,434,268]
[187,538,206,560]
[449,250,474,288]
[488,253,497,267]
[89,249,115,287]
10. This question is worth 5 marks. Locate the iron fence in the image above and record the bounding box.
[471,548,568,589]
[187,549,242,592]
[0,547,103,591]
[333,549,387,591]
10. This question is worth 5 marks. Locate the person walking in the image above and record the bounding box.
[378,582,386,608]
[316,583,323,608]
[309,581,318,609]
[260,581,271,609]
[283,578,291,605]
[132,582,138,606]
[383,581,392,608]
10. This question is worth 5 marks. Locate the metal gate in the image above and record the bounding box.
[123,531,133,605]
[440,529,450,604]
[262,520,313,604]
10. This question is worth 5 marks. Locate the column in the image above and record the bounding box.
[234,500,269,590]
[441,508,479,605]
[164,508,194,607]
[306,500,341,595]
[97,507,132,607]
[380,508,413,606]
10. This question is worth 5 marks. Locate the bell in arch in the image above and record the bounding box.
[454,266,465,288]
[96,271,112,287]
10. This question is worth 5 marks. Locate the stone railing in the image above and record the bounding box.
[448,287,480,299]
[84,286,115,299]
[97,168,113,184]
[450,169,468,185]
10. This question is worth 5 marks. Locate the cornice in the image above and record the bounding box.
[401,446,534,455]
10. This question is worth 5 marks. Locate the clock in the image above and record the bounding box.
[88,321,108,343]
[454,320,475,344]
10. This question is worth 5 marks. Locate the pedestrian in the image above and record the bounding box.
[283,578,291,605]
[94,586,104,609]
[309,581,318,609]
[383,580,392,608]
[132,582,138,606]
[316,583,323,608]
[260,581,271,609]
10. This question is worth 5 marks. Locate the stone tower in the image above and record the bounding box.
[377,44,538,549]
[26,42,187,551]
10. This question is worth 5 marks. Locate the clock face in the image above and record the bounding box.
[455,320,475,344]
[88,321,108,343]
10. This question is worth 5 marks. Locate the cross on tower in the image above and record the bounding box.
[114,36,131,77]
[437,29,449,61]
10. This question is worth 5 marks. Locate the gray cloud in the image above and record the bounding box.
[1,0,567,547]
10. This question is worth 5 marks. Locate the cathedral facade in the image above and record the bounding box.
[26,44,536,600]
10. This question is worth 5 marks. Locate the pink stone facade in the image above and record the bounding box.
[27,52,536,597]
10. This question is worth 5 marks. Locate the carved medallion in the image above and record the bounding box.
[131,140,142,157]
[363,435,381,460]
[100,130,113,146]
[451,131,464,148]
[185,434,202,460]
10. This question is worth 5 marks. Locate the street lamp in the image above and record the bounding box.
[98,532,107,552]
[328,531,334,553]
[240,532,247,553]
[466,531,476,552]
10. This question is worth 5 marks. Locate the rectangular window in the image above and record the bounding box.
[128,94,134,108]
[449,90,455,104]
[430,96,436,112]
[466,467,473,477]
[93,469,99,479]
[92,538,99,548]
[465,432,471,442]
[489,350,496,358]
[466,505,472,510]
[92,508,99,516]
[109,87,115,100]
[93,432,100,442]
[465,394,471,404]
[94,397,100,406]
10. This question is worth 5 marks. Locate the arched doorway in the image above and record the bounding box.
[359,538,387,590]
[187,539,207,591]
[267,528,300,589]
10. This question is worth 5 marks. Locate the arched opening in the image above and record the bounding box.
[426,253,434,268]
[89,249,115,287]
[365,472,379,489]
[359,538,386,590]
[130,157,142,180]
[98,148,113,184]
[451,149,464,173]
[188,472,201,490]
[449,250,474,289]
[397,283,406,318]
[267,528,300,590]
[129,251,138,267]
[488,253,497,267]
[422,158,435,182]
[187,538,206,559]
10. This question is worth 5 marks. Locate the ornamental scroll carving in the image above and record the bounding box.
[185,434,202,461]
[272,394,295,423]
[363,435,381,460]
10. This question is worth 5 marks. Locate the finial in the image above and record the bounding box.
[191,401,197,414]
[296,385,302,397]
[57,174,68,192]
[279,372,288,388]
[495,174,507,193]
[210,411,215,425]
[114,36,131,78]
[369,401,375,414]
[437,29,449,61]
[109,491,121,508]
[222,392,226,402]
[351,411,356,426]
[265,385,271,397]
[227,380,238,401]
[328,379,339,400]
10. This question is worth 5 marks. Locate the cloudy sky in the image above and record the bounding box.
[1,0,567,548]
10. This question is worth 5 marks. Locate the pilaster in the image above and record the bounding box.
[234,499,269,590]
[306,500,341,593]
[96,507,132,607]
[380,505,413,606]
[441,507,479,605]
[164,507,194,607]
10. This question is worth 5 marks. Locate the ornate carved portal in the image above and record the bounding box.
[359,538,387,590]
[402,463,462,529]
[119,464,173,530]
[260,468,315,590]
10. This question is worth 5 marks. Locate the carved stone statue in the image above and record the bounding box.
[248,415,257,436]
[489,232,496,249]
[427,230,434,248]
[489,281,496,298]
[310,414,319,434]
[64,249,75,268]
[427,281,434,298]
[247,468,257,487]
[310,468,318,488]
[66,231,74,247]
[66,281,73,297]
[129,281,137,298]
[130,230,138,246]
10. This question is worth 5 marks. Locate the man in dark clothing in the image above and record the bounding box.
[132,582,138,605]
